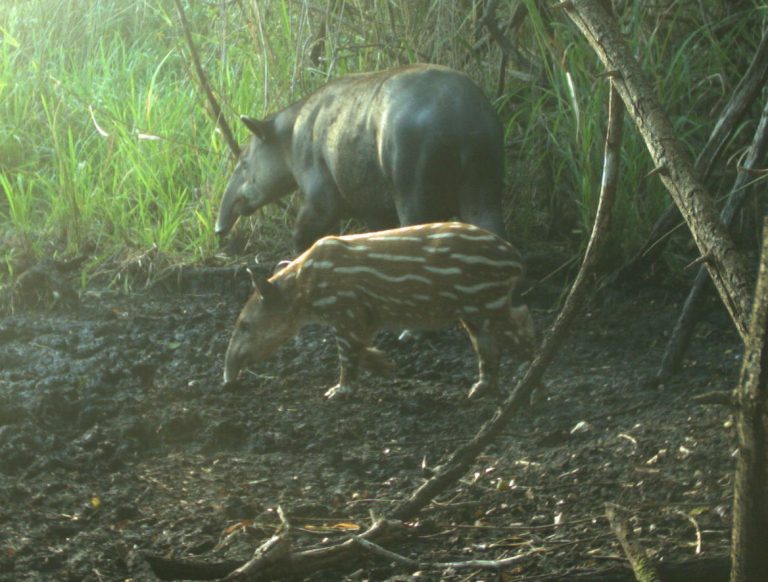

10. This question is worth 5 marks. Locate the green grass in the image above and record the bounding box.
[0,0,764,291]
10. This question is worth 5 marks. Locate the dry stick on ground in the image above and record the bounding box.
[173,0,241,159]
[730,217,768,582]
[615,30,768,286]
[143,76,625,582]
[222,507,291,581]
[562,0,754,342]
[692,390,734,406]
[657,97,768,382]
[351,534,540,572]
[604,503,661,582]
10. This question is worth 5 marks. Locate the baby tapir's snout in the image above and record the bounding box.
[222,222,534,399]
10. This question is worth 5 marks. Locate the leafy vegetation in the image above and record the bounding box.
[0,0,763,288]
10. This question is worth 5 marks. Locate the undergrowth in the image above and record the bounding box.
[0,0,764,291]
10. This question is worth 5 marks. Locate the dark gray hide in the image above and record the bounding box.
[216,64,506,251]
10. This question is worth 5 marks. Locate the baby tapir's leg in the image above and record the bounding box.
[462,319,502,399]
[325,326,380,399]
[359,347,395,376]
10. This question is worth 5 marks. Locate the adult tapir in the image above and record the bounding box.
[215,64,506,251]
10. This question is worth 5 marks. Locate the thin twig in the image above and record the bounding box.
[674,510,703,555]
[615,30,768,283]
[173,0,241,159]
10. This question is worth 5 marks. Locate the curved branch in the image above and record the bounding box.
[393,80,624,522]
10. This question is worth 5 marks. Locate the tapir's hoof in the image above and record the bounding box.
[324,383,354,400]
[397,329,417,342]
[467,381,501,400]
[223,378,243,391]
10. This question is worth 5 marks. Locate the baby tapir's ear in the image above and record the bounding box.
[252,275,283,305]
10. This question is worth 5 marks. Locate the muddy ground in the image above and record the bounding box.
[0,260,741,581]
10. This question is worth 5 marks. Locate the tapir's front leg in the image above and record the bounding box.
[324,334,362,399]
[462,319,502,399]
[293,184,342,251]
[324,325,376,399]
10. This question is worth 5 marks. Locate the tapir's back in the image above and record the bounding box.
[279,222,523,329]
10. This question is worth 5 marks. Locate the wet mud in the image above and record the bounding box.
[0,266,740,580]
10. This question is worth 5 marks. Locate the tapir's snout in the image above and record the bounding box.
[214,221,233,238]
[215,189,244,237]
[223,348,242,385]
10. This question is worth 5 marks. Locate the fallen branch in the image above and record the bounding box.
[605,503,661,582]
[144,519,412,580]
[141,554,242,580]
[351,534,538,572]
[222,507,291,580]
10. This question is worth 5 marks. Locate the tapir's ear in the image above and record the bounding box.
[251,274,283,305]
[240,115,274,141]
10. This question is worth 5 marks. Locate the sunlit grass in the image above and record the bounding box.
[0,0,762,289]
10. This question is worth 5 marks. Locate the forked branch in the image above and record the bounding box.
[658,96,768,381]
[615,30,768,284]
[563,0,755,341]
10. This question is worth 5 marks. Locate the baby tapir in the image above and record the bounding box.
[223,222,535,399]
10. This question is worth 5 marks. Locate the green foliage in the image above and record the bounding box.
[0,0,764,287]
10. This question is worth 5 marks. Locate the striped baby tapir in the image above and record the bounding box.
[223,222,535,399]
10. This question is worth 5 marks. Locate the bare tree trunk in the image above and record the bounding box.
[730,217,768,582]
[563,0,755,342]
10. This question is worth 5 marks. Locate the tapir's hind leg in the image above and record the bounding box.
[359,347,395,375]
[462,319,502,399]
[456,144,507,240]
[458,200,507,241]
